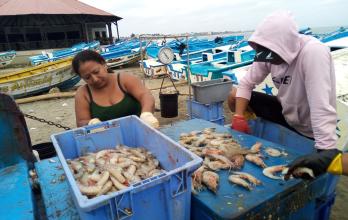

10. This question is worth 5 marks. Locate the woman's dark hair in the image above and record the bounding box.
[72,50,107,75]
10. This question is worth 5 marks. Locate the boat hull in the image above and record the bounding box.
[0,59,79,99]
[106,52,140,68]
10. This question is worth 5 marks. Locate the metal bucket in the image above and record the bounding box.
[32,142,56,160]
[159,74,179,118]
[159,92,179,118]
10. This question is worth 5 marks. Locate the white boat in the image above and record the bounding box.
[321,27,348,51]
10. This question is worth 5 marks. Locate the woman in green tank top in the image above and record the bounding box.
[73,50,159,128]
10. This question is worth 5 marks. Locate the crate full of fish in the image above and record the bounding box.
[51,116,202,220]
[160,119,335,220]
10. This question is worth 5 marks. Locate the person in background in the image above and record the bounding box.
[227,11,339,172]
[73,50,159,128]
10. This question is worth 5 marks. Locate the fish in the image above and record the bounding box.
[233,171,262,185]
[207,160,230,171]
[78,184,101,196]
[192,165,206,192]
[250,142,262,153]
[178,129,263,194]
[206,154,234,168]
[262,165,287,179]
[202,127,216,134]
[246,154,267,168]
[228,175,252,191]
[97,181,113,196]
[283,167,315,179]
[202,171,219,193]
[68,145,164,198]
[229,154,245,170]
[265,147,285,157]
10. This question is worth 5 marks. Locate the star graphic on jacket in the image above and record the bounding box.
[262,84,273,95]
[336,119,341,138]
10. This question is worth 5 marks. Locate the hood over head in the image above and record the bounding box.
[249,11,301,65]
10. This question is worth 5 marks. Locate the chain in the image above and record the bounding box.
[24,113,71,130]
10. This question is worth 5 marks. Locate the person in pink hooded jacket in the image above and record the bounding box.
[227,11,342,178]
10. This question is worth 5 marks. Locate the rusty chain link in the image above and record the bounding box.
[24,113,71,130]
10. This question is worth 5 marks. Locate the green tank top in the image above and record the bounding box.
[87,74,142,121]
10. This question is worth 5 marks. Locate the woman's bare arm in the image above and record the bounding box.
[75,86,92,127]
[120,73,155,113]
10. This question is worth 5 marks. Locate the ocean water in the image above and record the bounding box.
[201,26,348,41]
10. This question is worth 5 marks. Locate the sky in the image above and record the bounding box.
[80,0,348,37]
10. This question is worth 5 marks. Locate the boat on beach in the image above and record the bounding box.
[102,48,141,68]
[142,39,248,79]
[29,41,100,66]
[321,27,348,51]
[0,50,16,67]
[0,57,79,98]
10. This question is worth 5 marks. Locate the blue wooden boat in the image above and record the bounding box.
[321,27,348,51]
[185,49,255,82]
[165,43,254,82]
[102,39,146,52]
[0,50,16,67]
[145,35,244,60]
[142,36,247,78]
[29,41,100,66]
[102,48,141,68]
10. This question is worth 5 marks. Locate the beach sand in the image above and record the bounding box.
[16,64,346,219]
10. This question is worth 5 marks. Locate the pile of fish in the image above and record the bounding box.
[67,145,164,198]
[181,128,315,194]
[179,128,269,193]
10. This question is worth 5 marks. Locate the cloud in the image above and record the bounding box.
[80,0,348,37]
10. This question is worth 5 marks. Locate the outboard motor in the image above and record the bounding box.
[0,93,34,168]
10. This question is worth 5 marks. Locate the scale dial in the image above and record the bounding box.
[158,47,174,64]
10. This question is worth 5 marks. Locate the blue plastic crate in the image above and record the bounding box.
[210,117,225,126]
[248,117,339,197]
[160,119,336,220]
[187,114,225,126]
[51,116,202,220]
[315,193,336,220]
[186,99,224,120]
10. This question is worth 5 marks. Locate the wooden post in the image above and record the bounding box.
[85,23,90,42]
[115,21,120,41]
[107,23,113,44]
[4,27,10,50]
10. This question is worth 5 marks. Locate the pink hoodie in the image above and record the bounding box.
[236,11,337,149]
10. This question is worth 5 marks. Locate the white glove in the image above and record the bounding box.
[88,118,105,133]
[88,118,101,125]
[140,112,160,128]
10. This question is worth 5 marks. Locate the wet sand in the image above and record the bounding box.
[13,64,346,219]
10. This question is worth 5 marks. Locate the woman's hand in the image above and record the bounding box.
[140,112,159,128]
[88,118,101,125]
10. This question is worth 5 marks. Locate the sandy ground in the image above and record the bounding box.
[10,64,347,219]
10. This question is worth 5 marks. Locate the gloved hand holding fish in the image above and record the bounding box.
[262,165,315,180]
[67,144,164,198]
[284,149,343,180]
